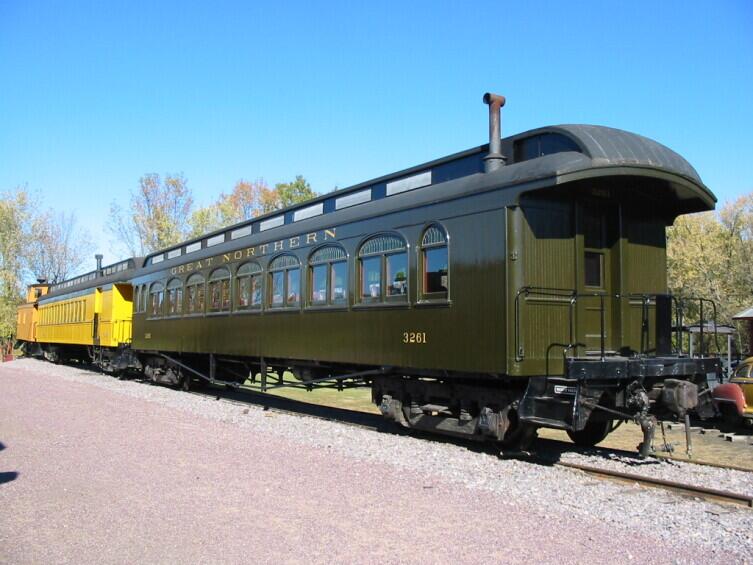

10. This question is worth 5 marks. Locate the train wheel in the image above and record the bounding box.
[500,409,538,451]
[567,419,611,447]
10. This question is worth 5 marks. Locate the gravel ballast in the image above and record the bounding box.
[1,358,752,564]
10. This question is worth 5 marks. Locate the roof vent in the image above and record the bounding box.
[483,92,506,172]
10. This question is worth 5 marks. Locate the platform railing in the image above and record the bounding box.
[513,287,716,363]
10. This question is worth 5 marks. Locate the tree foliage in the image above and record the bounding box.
[109,173,193,256]
[0,187,91,338]
[0,188,31,337]
[268,175,317,212]
[188,176,318,237]
[27,211,93,284]
[188,179,270,238]
[667,192,753,327]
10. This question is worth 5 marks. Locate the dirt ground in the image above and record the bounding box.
[538,425,753,470]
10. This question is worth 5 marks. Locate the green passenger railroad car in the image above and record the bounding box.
[16,94,721,454]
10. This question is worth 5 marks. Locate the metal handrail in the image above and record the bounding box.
[677,296,721,356]
[514,286,718,363]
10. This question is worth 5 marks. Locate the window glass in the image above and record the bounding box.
[251,275,262,307]
[208,279,230,311]
[186,274,205,313]
[221,279,230,309]
[513,133,580,163]
[421,225,449,298]
[149,283,164,316]
[584,251,603,287]
[425,247,448,293]
[311,264,328,304]
[286,269,300,306]
[358,235,407,303]
[187,285,197,313]
[361,256,381,300]
[331,262,347,304]
[236,262,262,310]
[210,282,221,309]
[238,276,251,308]
[166,279,183,315]
[269,255,300,309]
[308,245,348,307]
[208,268,231,312]
[271,271,284,306]
[386,252,408,296]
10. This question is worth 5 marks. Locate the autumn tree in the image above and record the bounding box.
[220,179,269,223]
[0,187,32,338]
[188,179,270,237]
[27,211,93,284]
[667,191,753,334]
[265,175,317,212]
[109,173,193,255]
[188,177,318,238]
[0,187,92,339]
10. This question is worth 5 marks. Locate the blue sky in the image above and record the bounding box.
[1,0,752,266]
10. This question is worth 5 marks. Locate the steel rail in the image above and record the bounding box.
[556,460,753,508]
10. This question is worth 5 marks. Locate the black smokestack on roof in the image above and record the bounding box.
[483,92,507,173]
[95,254,103,276]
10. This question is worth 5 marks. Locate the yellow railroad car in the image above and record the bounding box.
[15,283,49,344]
[17,257,138,366]
[37,283,133,348]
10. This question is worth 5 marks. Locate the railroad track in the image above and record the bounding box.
[556,461,753,508]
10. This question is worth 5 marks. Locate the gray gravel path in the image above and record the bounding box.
[1,359,751,564]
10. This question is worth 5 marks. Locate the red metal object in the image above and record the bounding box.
[2,354,13,362]
[713,383,747,416]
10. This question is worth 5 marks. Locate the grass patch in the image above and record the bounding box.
[242,372,378,413]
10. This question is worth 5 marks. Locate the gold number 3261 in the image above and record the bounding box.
[403,332,427,344]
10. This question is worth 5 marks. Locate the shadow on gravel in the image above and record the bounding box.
[1,440,18,485]
[529,437,662,467]
[0,471,18,485]
[182,382,508,454]
[165,381,667,466]
[83,366,658,468]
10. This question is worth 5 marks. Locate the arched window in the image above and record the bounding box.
[166,278,183,315]
[358,234,408,303]
[236,262,263,310]
[134,286,140,313]
[186,274,205,314]
[208,267,231,312]
[269,255,300,308]
[420,224,449,299]
[140,284,148,313]
[149,282,165,316]
[309,245,347,306]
